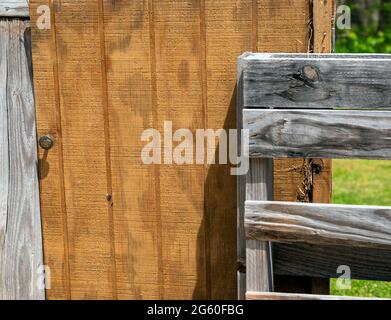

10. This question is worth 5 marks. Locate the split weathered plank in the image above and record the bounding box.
[274,243,391,282]
[0,19,44,300]
[0,1,29,17]
[244,109,391,159]
[240,53,391,109]
[245,201,391,249]
[246,291,386,300]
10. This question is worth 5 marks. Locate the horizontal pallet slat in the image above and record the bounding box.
[246,291,386,300]
[0,1,29,17]
[273,243,391,282]
[244,109,391,159]
[245,201,391,249]
[239,53,391,109]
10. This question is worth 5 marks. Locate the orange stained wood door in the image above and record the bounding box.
[30,0,331,300]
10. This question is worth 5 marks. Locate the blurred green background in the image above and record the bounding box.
[330,0,391,298]
[337,0,391,53]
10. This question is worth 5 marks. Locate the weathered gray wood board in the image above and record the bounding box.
[239,53,391,109]
[237,60,273,299]
[246,291,385,300]
[0,1,29,17]
[244,110,391,159]
[245,160,274,295]
[246,201,391,249]
[274,243,391,282]
[0,19,44,300]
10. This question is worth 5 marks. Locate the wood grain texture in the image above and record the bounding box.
[238,51,274,299]
[246,291,384,300]
[205,0,252,300]
[31,0,117,300]
[102,0,162,300]
[0,19,44,300]
[245,160,274,295]
[0,1,29,17]
[29,0,326,299]
[246,201,391,249]
[0,20,9,255]
[29,1,71,300]
[313,0,335,54]
[240,53,391,109]
[30,0,257,300]
[245,109,391,159]
[274,243,391,282]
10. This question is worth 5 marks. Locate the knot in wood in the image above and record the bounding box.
[302,65,319,82]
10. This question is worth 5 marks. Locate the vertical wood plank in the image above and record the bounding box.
[54,0,117,299]
[245,159,274,294]
[0,20,9,255]
[313,0,335,53]
[32,0,118,299]
[102,0,162,299]
[238,58,273,297]
[30,0,333,300]
[29,0,71,300]
[205,0,252,300]
[0,19,44,300]
[153,0,206,299]
[312,0,334,206]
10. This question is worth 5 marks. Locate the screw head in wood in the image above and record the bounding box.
[39,135,54,150]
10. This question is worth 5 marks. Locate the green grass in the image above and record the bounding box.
[330,159,391,298]
[333,160,391,206]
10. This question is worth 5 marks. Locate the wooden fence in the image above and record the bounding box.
[1,0,336,300]
[238,53,391,300]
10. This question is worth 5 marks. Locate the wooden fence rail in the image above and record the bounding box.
[244,110,391,159]
[246,201,391,249]
[241,53,391,109]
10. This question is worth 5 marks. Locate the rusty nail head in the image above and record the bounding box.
[39,135,54,150]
